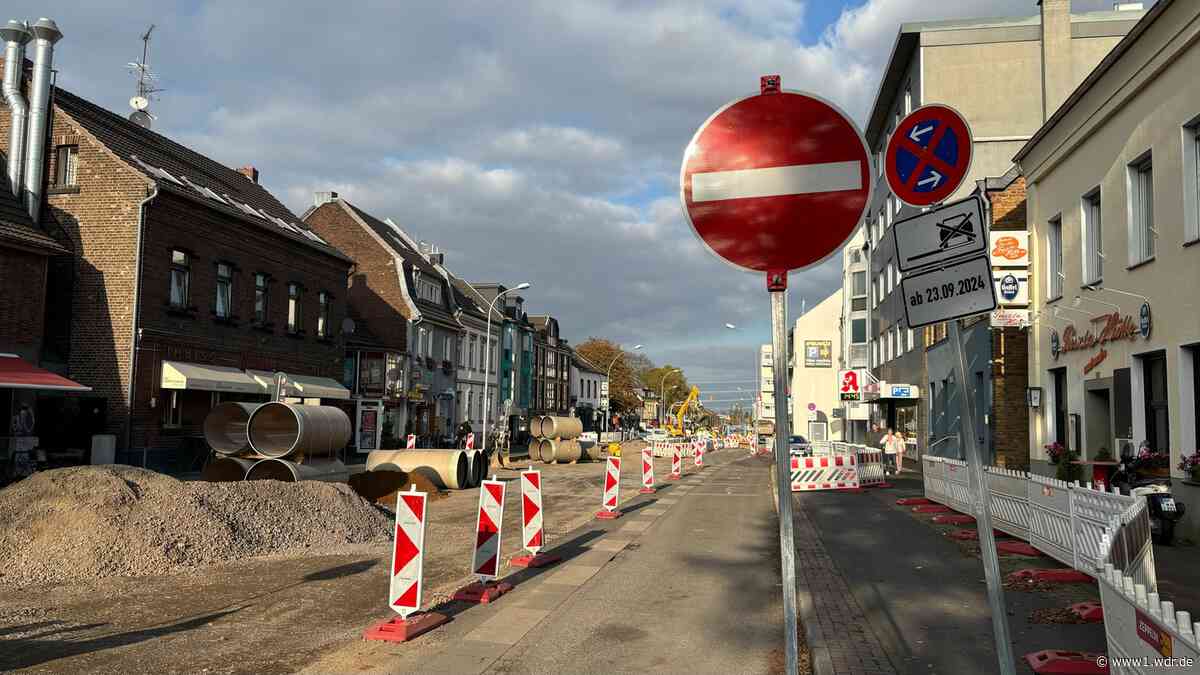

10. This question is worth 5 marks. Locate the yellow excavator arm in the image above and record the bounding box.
[667,386,699,437]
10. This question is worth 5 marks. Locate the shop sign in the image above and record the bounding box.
[889,385,915,398]
[991,269,1028,306]
[838,369,863,401]
[804,340,832,368]
[989,308,1029,328]
[1061,312,1139,354]
[1050,329,1061,360]
[1082,348,1108,376]
[989,231,1028,267]
[1139,302,1152,339]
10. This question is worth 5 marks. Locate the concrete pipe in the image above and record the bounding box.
[244,458,349,483]
[200,456,255,482]
[540,439,556,464]
[247,402,351,459]
[579,439,601,461]
[530,415,547,439]
[541,416,583,440]
[366,449,469,490]
[203,402,260,456]
[464,450,485,488]
[549,439,583,463]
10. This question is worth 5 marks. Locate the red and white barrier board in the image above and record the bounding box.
[669,444,682,479]
[693,440,705,468]
[596,456,622,519]
[790,454,860,491]
[452,478,513,603]
[511,468,561,568]
[465,432,475,450]
[640,447,656,493]
[362,487,449,642]
[406,434,416,449]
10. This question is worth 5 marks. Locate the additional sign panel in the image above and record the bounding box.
[885,103,974,207]
[990,308,1030,328]
[471,480,505,580]
[520,470,544,554]
[681,89,873,272]
[900,255,997,328]
[893,195,987,273]
[600,456,621,511]
[993,270,1029,306]
[989,231,1029,268]
[803,340,832,368]
[838,369,863,401]
[389,489,428,618]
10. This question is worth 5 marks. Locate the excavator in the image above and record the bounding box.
[666,386,699,437]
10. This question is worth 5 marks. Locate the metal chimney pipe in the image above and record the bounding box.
[0,20,31,198]
[23,17,61,223]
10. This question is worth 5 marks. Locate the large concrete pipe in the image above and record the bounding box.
[366,450,469,490]
[540,439,556,464]
[247,402,351,459]
[530,415,546,439]
[464,450,482,488]
[200,456,254,482]
[579,439,601,461]
[203,402,260,456]
[548,439,583,463]
[541,416,583,440]
[245,458,349,483]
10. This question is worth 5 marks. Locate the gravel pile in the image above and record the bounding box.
[0,465,393,587]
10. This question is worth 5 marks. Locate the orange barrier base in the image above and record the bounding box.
[362,612,450,642]
[1024,649,1108,674]
[639,487,656,494]
[595,510,622,520]
[510,553,561,569]
[452,581,513,604]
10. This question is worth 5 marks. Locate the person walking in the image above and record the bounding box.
[891,429,907,474]
[882,427,898,476]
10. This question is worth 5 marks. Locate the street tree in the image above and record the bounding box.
[575,338,650,414]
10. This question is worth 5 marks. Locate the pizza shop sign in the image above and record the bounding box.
[1053,310,1149,364]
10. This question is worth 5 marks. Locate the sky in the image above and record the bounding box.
[10,0,1131,410]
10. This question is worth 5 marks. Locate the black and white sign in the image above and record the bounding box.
[892,195,987,272]
[900,255,997,328]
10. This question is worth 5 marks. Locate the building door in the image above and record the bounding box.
[1142,352,1169,453]
[1051,367,1067,450]
[1084,385,1112,461]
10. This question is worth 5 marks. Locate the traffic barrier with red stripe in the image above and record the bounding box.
[693,440,705,468]
[790,454,860,491]
[452,477,513,603]
[362,487,449,642]
[406,434,416,449]
[596,456,622,519]
[669,444,682,480]
[465,432,475,450]
[511,468,561,569]
[639,447,656,494]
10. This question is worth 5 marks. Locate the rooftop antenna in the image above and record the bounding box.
[126,24,162,129]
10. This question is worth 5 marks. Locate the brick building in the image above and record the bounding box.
[2,77,354,461]
[529,315,571,417]
[303,194,464,447]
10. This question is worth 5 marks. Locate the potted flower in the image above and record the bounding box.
[1044,442,1066,465]
[1179,450,1200,483]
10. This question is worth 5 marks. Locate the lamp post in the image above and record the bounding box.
[604,344,642,435]
[659,368,681,428]
[481,282,531,453]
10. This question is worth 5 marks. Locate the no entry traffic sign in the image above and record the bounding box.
[681,87,873,273]
[885,104,973,207]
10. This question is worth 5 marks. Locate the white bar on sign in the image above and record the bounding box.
[692,161,862,202]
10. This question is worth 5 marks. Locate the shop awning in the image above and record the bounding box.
[0,354,91,391]
[246,370,350,400]
[161,361,261,394]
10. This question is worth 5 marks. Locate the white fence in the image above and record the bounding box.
[920,455,1199,671]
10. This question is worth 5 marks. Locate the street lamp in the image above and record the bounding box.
[604,344,641,434]
[659,368,681,428]
[724,323,737,330]
[481,282,531,452]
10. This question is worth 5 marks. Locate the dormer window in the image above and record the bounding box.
[413,271,443,304]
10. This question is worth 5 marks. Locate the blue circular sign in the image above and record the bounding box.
[1139,302,1151,339]
[1000,274,1019,301]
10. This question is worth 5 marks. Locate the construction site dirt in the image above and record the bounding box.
[0,441,664,673]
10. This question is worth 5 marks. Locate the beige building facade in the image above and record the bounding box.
[791,290,843,442]
[1015,0,1200,535]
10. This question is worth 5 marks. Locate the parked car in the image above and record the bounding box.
[642,429,669,442]
[788,435,810,455]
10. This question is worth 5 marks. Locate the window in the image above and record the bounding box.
[871,276,878,308]
[886,197,894,227]
[215,262,233,319]
[876,146,883,177]
[287,282,302,333]
[885,262,894,294]
[904,84,912,115]
[254,273,269,324]
[1047,215,1064,300]
[851,271,867,311]
[55,145,78,186]
[851,318,866,344]
[169,249,190,309]
[1186,121,1200,243]
[469,335,478,370]
[317,291,330,338]
[1128,155,1155,264]
[1082,190,1103,284]
[907,327,914,352]
[413,272,443,304]
[163,390,182,428]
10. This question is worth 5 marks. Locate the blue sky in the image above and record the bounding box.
[6,0,1130,410]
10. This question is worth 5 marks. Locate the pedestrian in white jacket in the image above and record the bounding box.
[882,427,897,475]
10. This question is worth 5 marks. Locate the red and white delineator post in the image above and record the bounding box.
[511,468,561,568]
[363,487,449,642]
[595,456,622,519]
[465,432,475,450]
[639,447,656,494]
[452,477,513,603]
[669,443,683,480]
[693,440,705,468]
[406,434,416,449]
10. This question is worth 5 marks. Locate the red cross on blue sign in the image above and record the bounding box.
[885,104,973,207]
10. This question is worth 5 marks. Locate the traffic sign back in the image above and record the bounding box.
[885,104,973,207]
[681,89,873,273]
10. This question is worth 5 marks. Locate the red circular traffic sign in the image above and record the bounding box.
[680,90,872,273]
[884,104,973,207]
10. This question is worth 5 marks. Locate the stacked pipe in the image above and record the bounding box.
[200,401,351,483]
[530,415,598,463]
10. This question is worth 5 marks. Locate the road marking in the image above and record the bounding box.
[691,161,862,202]
[464,608,550,645]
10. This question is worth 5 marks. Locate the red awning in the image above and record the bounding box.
[0,354,91,391]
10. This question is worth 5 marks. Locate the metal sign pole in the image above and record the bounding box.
[769,275,799,675]
[948,318,1015,675]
